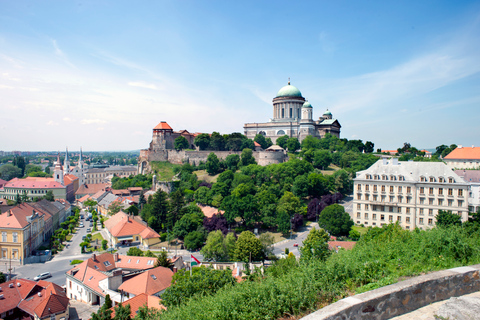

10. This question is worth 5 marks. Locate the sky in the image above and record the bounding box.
[1,0,479,152]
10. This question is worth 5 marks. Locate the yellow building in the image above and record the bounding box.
[104,211,161,249]
[0,203,46,265]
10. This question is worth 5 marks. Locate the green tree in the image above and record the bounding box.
[233,231,264,262]
[0,164,22,180]
[206,152,220,175]
[225,232,237,260]
[44,166,51,174]
[240,148,256,166]
[113,303,131,320]
[126,247,144,256]
[184,230,206,251]
[91,308,112,320]
[286,137,300,153]
[194,133,211,150]
[0,271,5,284]
[174,136,190,150]
[210,132,225,151]
[349,229,361,241]
[172,207,204,240]
[301,135,320,150]
[313,150,332,169]
[224,154,240,171]
[103,294,113,310]
[126,205,139,215]
[155,250,174,268]
[258,232,275,258]
[166,189,185,231]
[276,135,289,149]
[201,230,228,261]
[161,267,236,308]
[102,239,108,251]
[300,227,330,262]
[318,204,353,237]
[108,201,122,215]
[364,141,375,153]
[436,210,462,227]
[254,134,272,149]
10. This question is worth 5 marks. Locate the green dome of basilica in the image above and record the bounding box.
[302,101,312,108]
[276,84,303,98]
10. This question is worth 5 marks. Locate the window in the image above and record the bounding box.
[372,214,377,220]
[449,178,454,183]
[12,233,17,243]
[429,177,435,182]
[419,208,424,215]
[398,186,402,193]
[438,188,443,195]
[419,218,424,224]
[420,198,425,204]
[136,259,140,264]
[357,194,361,200]
[398,207,402,213]
[357,204,361,209]
[357,184,362,191]
[389,215,393,222]
[420,176,426,182]
[365,185,370,191]
[458,189,463,196]
[390,186,394,193]
[381,185,386,192]
[428,219,433,225]
[398,196,402,203]
[147,260,154,265]
[364,213,368,219]
[406,207,410,214]
[373,185,378,192]
[365,194,370,200]
[448,200,453,206]
[365,204,369,209]
[458,200,464,207]
[389,206,394,212]
[406,217,410,223]
[420,187,424,194]
[439,177,444,183]
[448,188,453,196]
[389,196,394,202]
[373,195,377,201]
[2,232,6,242]
[381,214,385,221]
[397,216,401,222]
[357,213,361,218]
[406,197,411,204]
[429,199,434,205]
[103,261,111,267]
[438,199,443,206]
[381,195,386,202]
[429,188,434,194]
[429,209,433,216]
[407,187,411,193]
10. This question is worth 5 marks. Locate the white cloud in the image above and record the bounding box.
[128,81,158,90]
[81,119,107,125]
[63,117,71,122]
[46,120,58,126]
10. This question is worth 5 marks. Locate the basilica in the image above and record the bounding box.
[243,81,341,143]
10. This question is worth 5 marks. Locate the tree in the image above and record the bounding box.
[301,135,320,150]
[240,148,256,166]
[224,154,240,171]
[254,134,271,149]
[113,303,131,320]
[0,164,22,180]
[233,231,264,262]
[225,232,237,259]
[313,150,332,169]
[155,250,174,269]
[174,136,189,150]
[194,133,211,150]
[210,132,225,151]
[201,230,228,261]
[318,204,353,237]
[184,230,206,251]
[172,208,204,240]
[166,189,185,231]
[286,137,300,153]
[0,271,5,284]
[349,229,360,241]
[103,294,113,310]
[44,166,50,174]
[126,205,138,215]
[108,201,122,215]
[276,135,289,149]
[126,247,144,256]
[258,232,275,258]
[300,227,330,262]
[364,141,374,153]
[206,152,220,175]
[91,308,112,320]
[436,210,462,227]
[161,267,236,308]
[102,240,108,251]
[203,213,228,234]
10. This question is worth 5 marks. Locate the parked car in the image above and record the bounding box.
[86,228,91,233]
[34,272,51,281]
[82,235,86,240]
[79,223,84,228]
[293,243,298,247]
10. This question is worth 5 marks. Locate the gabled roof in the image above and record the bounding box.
[5,177,64,189]
[444,146,480,160]
[64,174,79,185]
[0,203,45,229]
[98,193,120,209]
[318,118,341,127]
[118,266,173,296]
[198,204,224,219]
[92,190,109,202]
[110,293,165,318]
[32,199,62,218]
[77,194,92,203]
[105,211,160,239]
[76,183,110,196]
[153,121,173,130]
[455,170,480,183]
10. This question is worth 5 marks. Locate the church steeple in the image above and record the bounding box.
[63,147,70,175]
[54,152,64,185]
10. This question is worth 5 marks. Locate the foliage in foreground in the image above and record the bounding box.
[157,223,480,320]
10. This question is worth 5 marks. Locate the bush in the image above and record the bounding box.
[70,259,84,265]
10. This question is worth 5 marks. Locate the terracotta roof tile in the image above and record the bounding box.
[153,121,173,130]
[198,204,224,218]
[76,183,110,196]
[444,146,480,160]
[0,203,46,229]
[105,211,160,239]
[118,267,173,296]
[5,177,64,189]
[110,294,165,318]
[328,241,356,251]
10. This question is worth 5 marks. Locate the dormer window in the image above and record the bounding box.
[104,261,111,267]
[420,176,426,182]
[439,177,444,183]
[448,178,454,183]
[429,177,435,182]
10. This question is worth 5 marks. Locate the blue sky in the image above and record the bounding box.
[1,0,479,151]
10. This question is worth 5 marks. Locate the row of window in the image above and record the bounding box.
[1,232,18,242]
[364,174,455,183]
[356,213,435,225]
[357,184,463,196]
[4,188,50,194]
[356,193,465,207]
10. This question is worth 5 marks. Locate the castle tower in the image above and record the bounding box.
[63,147,70,176]
[54,153,64,185]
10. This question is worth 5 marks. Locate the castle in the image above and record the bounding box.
[243,81,341,143]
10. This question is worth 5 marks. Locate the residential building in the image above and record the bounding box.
[118,266,173,299]
[243,81,341,144]
[84,166,137,185]
[66,253,159,305]
[353,159,469,229]
[455,170,480,213]
[97,193,120,216]
[110,294,164,318]
[75,183,109,200]
[0,278,70,320]
[0,203,47,265]
[0,177,67,201]
[104,211,160,248]
[32,199,66,231]
[443,146,480,169]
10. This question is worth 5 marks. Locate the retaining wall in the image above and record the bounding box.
[302,264,480,320]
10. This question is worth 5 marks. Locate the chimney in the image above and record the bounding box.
[7,210,11,217]
[92,253,96,261]
[114,253,119,262]
[172,267,177,274]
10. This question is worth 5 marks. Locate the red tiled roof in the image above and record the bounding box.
[6,177,64,189]
[254,141,261,147]
[76,183,110,196]
[127,187,143,192]
[0,178,7,187]
[118,267,173,296]
[77,194,92,203]
[328,241,356,251]
[0,203,46,229]
[198,204,224,218]
[444,146,480,160]
[105,211,160,239]
[111,189,130,195]
[64,174,78,185]
[153,121,173,130]
[110,294,165,318]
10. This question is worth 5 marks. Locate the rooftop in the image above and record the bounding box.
[444,146,480,160]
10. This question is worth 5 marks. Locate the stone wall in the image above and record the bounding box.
[301,264,480,320]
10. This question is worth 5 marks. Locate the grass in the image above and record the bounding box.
[352,225,368,235]
[194,170,220,183]
[150,161,182,181]
[70,259,84,265]
[320,164,341,175]
[91,232,105,242]
[66,235,73,241]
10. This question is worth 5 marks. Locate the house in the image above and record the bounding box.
[198,204,224,219]
[443,146,480,169]
[32,199,66,230]
[97,193,120,216]
[75,183,110,200]
[63,174,79,203]
[0,278,70,320]
[104,211,160,248]
[0,177,67,201]
[66,253,159,305]
[0,203,48,265]
[110,293,164,318]
[118,266,173,299]
[352,159,469,229]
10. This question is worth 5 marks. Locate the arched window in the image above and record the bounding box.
[259,131,266,136]
[277,130,285,135]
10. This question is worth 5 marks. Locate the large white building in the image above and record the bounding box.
[455,170,480,213]
[353,159,469,229]
[243,81,341,143]
[443,146,480,169]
